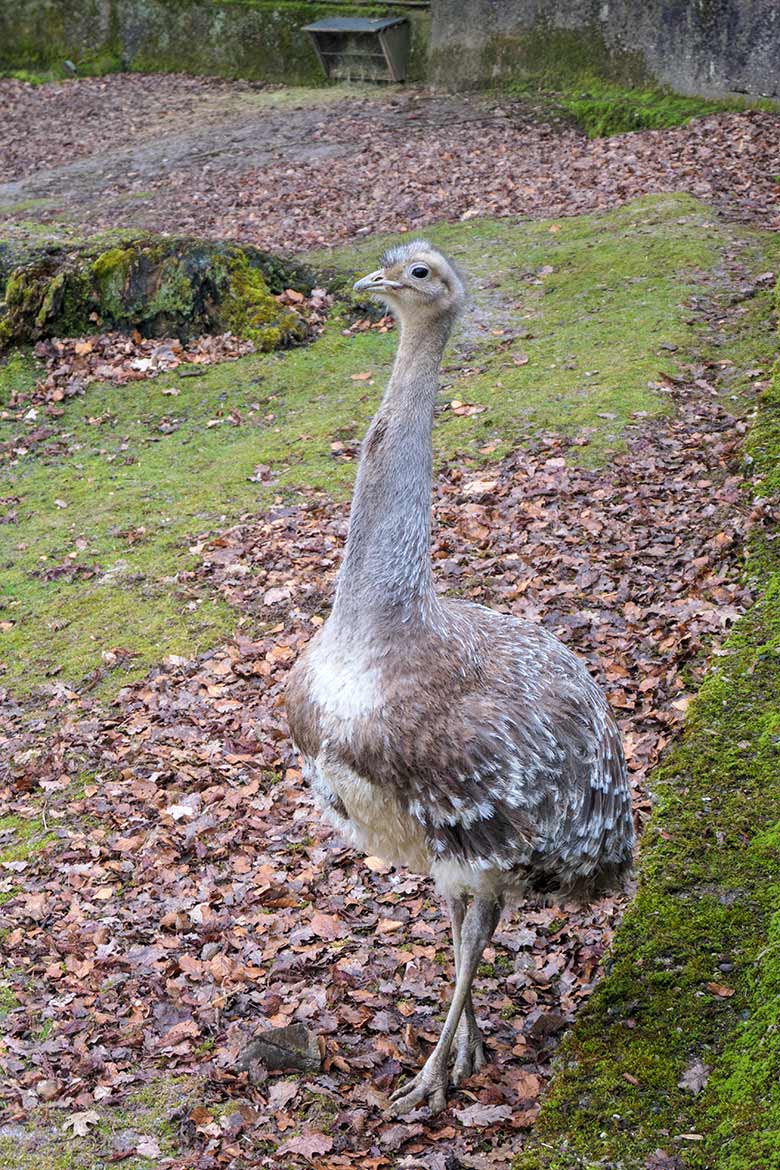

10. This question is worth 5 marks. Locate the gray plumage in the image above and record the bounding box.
[286,241,634,1115]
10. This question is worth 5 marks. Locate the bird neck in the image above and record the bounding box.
[332,313,451,631]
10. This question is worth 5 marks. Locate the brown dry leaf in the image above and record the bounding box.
[364,855,392,873]
[454,1103,514,1127]
[310,911,348,939]
[678,1059,710,1094]
[277,1132,334,1157]
[706,982,736,998]
[450,400,487,416]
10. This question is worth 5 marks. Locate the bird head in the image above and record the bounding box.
[353,241,465,327]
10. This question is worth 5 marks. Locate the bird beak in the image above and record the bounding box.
[353,269,402,293]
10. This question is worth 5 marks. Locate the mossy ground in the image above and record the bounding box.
[513,270,780,1170]
[1,195,732,697]
[528,79,779,138]
[0,1074,194,1170]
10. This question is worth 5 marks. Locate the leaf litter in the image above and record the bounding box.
[0,362,768,1166]
[2,77,779,249]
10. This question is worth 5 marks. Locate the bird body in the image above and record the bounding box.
[290,601,630,899]
[286,241,634,1115]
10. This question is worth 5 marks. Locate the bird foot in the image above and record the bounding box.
[387,1056,449,1117]
[451,1032,486,1086]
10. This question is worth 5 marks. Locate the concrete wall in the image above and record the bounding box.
[2,0,778,97]
[430,0,780,97]
[0,0,430,85]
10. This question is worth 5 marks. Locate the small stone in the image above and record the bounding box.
[36,1079,60,1101]
[522,1008,566,1039]
[235,1022,322,1076]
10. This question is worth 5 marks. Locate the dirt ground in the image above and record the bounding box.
[2,74,779,253]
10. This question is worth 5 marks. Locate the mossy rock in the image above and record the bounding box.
[0,234,315,349]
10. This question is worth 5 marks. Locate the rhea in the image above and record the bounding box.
[286,242,634,1116]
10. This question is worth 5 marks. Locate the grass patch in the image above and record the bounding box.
[0,813,56,865]
[0,195,737,696]
[316,193,725,465]
[554,80,779,138]
[513,273,780,1170]
[496,62,780,138]
[0,978,18,1019]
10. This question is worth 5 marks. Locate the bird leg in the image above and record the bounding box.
[388,893,502,1117]
[447,893,486,1085]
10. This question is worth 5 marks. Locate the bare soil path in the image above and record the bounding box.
[2,74,779,252]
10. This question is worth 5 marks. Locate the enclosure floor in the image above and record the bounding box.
[2,75,780,1170]
[1,73,779,253]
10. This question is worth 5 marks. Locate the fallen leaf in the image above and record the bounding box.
[453,1103,513,1127]
[706,982,736,998]
[678,1058,710,1095]
[136,1135,161,1158]
[276,1132,333,1157]
[63,1109,101,1137]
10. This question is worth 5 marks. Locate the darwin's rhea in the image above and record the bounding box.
[286,242,634,1115]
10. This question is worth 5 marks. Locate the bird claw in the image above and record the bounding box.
[451,1035,486,1086]
[387,1061,449,1117]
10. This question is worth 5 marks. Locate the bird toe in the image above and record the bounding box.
[452,1034,486,1086]
[387,1064,449,1117]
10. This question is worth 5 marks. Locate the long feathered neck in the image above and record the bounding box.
[332,312,452,629]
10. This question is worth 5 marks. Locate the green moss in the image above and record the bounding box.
[0,980,18,1019]
[220,251,304,351]
[34,271,65,329]
[493,24,649,90]
[35,1018,54,1041]
[554,80,779,138]
[91,246,134,320]
[514,239,780,1170]
[0,347,37,405]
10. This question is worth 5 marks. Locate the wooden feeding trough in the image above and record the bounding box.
[303,16,411,83]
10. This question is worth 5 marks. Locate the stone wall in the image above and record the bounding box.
[430,0,780,97]
[0,0,430,85]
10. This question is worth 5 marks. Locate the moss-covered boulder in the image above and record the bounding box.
[0,234,315,350]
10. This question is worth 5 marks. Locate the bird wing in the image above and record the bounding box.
[343,611,634,891]
[404,673,631,886]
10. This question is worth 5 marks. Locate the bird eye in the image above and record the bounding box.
[410,265,430,279]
